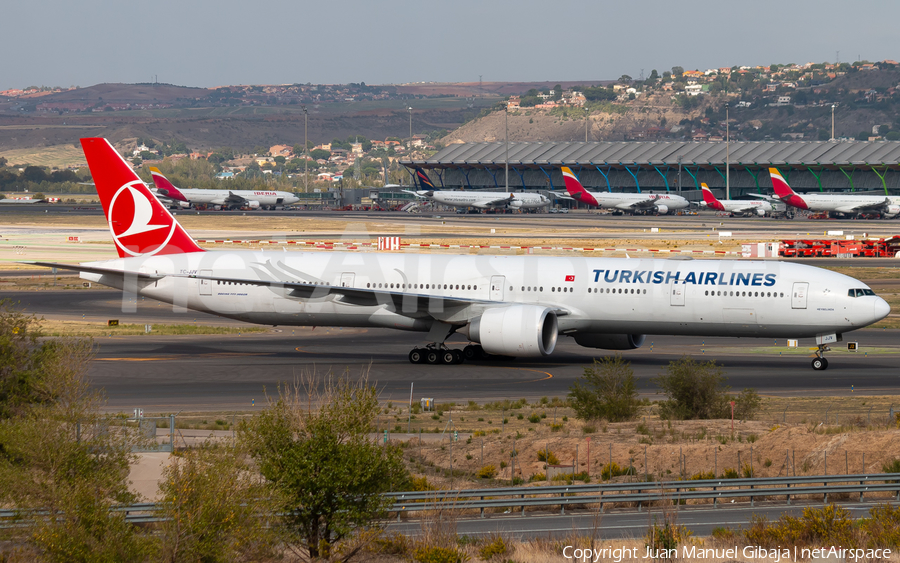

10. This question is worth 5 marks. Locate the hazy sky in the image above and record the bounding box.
[6,0,898,90]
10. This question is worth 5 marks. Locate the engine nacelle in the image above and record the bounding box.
[655,205,669,215]
[885,205,900,216]
[756,208,766,217]
[462,305,557,357]
[572,333,646,350]
[509,199,524,209]
[247,200,260,209]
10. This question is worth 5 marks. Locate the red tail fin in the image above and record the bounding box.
[768,167,808,209]
[700,183,725,211]
[149,167,188,202]
[80,138,203,258]
[561,167,599,206]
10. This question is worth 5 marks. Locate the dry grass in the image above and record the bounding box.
[38,319,267,336]
[0,143,89,168]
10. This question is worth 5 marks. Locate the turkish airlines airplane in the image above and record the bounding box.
[404,167,550,210]
[149,167,300,210]
[561,167,689,214]
[700,183,772,217]
[769,168,900,219]
[29,139,890,371]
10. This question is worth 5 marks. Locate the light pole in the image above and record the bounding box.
[725,102,730,200]
[677,154,683,194]
[408,106,412,148]
[585,107,590,142]
[504,101,509,191]
[831,103,836,141]
[301,105,308,193]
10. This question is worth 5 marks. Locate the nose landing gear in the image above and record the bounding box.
[811,344,830,370]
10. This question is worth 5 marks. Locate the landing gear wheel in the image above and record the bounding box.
[451,350,464,364]
[426,350,441,365]
[812,357,828,370]
[441,350,456,364]
[409,349,425,364]
[463,345,481,361]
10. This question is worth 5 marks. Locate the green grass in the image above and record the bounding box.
[40,322,267,337]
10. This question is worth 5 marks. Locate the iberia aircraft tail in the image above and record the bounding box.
[560,167,599,206]
[768,167,808,209]
[149,167,188,202]
[700,183,725,211]
[80,138,204,258]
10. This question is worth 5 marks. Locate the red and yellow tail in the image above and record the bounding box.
[700,183,725,211]
[81,138,203,258]
[561,167,598,206]
[149,167,188,202]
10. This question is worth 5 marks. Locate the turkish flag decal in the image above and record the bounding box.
[565,275,575,282]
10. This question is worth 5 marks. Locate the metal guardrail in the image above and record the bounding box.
[386,473,900,518]
[2,474,899,527]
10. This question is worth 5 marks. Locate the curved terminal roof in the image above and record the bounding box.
[405,141,900,169]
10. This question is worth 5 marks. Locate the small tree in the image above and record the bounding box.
[158,442,278,562]
[240,372,410,560]
[655,356,729,420]
[568,354,641,422]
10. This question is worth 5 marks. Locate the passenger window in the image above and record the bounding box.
[539,287,543,291]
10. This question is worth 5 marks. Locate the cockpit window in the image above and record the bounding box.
[849,288,876,297]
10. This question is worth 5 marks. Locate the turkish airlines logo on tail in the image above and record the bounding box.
[109,180,177,256]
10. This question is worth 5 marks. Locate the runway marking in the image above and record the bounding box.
[97,352,269,362]
[498,366,554,383]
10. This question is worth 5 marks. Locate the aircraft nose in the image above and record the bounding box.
[873,297,891,323]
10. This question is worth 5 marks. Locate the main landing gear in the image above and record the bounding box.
[811,343,830,371]
[407,344,514,365]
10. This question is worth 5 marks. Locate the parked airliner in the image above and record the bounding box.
[561,167,689,214]
[769,168,900,219]
[701,183,772,217]
[29,139,890,371]
[150,167,299,210]
[404,167,549,210]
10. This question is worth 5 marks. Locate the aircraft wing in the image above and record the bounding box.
[402,189,433,199]
[550,191,574,201]
[625,198,660,210]
[21,262,165,282]
[473,194,515,208]
[225,191,248,205]
[840,198,891,214]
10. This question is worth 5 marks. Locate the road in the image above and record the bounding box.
[1,290,897,411]
[385,501,881,539]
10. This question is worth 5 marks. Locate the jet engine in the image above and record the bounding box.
[756,208,767,217]
[572,333,646,350]
[885,205,900,217]
[509,199,524,209]
[247,201,260,209]
[462,305,557,357]
[655,205,669,215]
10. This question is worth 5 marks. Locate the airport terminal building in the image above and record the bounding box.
[402,141,900,199]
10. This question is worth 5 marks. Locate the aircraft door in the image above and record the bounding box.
[340,272,355,288]
[669,282,685,306]
[489,276,505,301]
[199,269,212,296]
[791,282,808,309]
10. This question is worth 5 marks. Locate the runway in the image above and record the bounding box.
[4,290,898,412]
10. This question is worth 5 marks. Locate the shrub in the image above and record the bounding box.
[646,517,692,554]
[412,546,467,563]
[550,423,564,432]
[527,414,541,423]
[656,356,730,420]
[743,504,854,549]
[537,449,559,465]
[882,458,900,473]
[582,425,596,434]
[530,472,546,482]
[478,535,509,560]
[721,467,739,479]
[601,462,631,480]
[476,465,497,479]
[568,355,641,422]
[690,471,715,480]
[733,388,763,420]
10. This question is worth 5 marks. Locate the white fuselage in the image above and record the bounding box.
[177,189,299,207]
[80,252,887,341]
[427,191,549,209]
[788,194,900,216]
[594,192,689,212]
[704,199,773,215]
